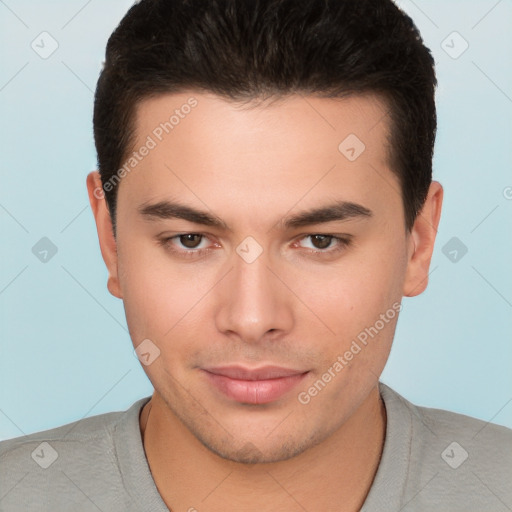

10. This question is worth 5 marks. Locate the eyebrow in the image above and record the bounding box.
[138,201,230,230]
[138,199,373,230]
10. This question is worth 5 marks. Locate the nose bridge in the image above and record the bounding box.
[215,238,293,341]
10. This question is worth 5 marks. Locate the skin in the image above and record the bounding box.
[86,91,443,512]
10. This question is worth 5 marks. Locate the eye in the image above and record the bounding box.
[158,233,352,260]
[295,234,352,255]
[173,233,205,249]
[158,233,215,258]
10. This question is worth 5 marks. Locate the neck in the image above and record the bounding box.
[140,384,386,512]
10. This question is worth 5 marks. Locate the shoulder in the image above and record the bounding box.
[381,381,512,440]
[387,383,512,465]
[0,407,124,464]
[379,383,512,511]
[0,397,151,511]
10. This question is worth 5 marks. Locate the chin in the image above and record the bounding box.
[156,382,335,464]
[192,424,325,465]
[204,439,306,464]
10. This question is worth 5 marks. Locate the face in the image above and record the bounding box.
[88,91,439,464]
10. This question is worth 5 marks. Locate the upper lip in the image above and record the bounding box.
[203,365,308,381]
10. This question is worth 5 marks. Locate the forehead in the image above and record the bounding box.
[116,91,399,230]
[133,90,390,151]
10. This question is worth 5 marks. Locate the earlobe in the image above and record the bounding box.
[86,171,123,299]
[402,181,443,297]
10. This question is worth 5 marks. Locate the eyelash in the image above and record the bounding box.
[158,233,352,259]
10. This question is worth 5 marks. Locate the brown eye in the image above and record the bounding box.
[310,234,334,249]
[295,234,352,257]
[179,234,203,248]
[158,232,216,260]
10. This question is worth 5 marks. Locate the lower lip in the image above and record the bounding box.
[203,370,308,405]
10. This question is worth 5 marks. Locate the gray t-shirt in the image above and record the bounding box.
[1,382,511,511]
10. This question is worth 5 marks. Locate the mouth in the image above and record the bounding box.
[201,365,310,405]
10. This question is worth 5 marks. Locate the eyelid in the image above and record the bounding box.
[158,232,352,258]
[292,234,353,254]
[158,232,216,257]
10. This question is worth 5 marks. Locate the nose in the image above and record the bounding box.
[214,244,294,344]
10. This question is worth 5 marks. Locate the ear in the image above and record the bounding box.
[402,181,443,297]
[86,171,123,299]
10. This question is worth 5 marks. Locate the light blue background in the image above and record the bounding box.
[1,0,511,440]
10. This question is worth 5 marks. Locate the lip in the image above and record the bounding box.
[202,365,309,405]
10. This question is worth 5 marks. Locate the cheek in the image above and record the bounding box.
[118,239,233,361]
[288,238,406,374]
[117,241,195,342]
[294,247,404,329]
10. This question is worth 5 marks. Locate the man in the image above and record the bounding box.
[1,0,511,510]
